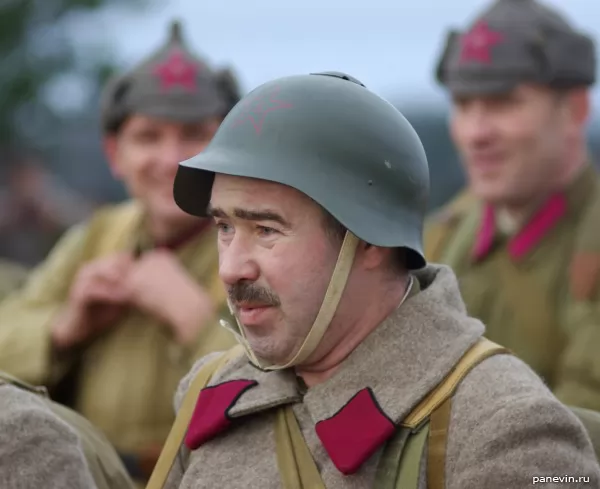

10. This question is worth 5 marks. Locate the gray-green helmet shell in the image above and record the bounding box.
[174,72,429,269]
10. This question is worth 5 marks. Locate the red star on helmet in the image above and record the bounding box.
[459,21,504,64]
[153,49,198,92]
[232,86,293,135]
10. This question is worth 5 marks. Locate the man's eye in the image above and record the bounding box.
[184,128,212,142]
[257,226,277,236]
[132,131,159,143]
[216,222,232,233]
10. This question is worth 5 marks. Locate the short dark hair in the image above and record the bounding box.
[320,207,407,276]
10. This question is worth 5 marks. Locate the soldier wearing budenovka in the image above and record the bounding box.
[426,0,600,409]
[144,72,598,489]
[0,20,238,486]
[0,371,134,489]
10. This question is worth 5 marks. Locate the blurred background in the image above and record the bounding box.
[1,0,599,266]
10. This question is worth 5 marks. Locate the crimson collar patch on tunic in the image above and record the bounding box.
[181,268,484,478]
[184,379,257,450]
[183,372,398,474]
[315,388,395,475]
[182,355,301,450]
[472,193,567,261]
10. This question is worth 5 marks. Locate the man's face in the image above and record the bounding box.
[209,175,340,365]
[105,114,221,225]
[450,84,574,207]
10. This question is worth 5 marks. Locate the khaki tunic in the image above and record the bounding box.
[0,258,27,301]
[0,201,236,464]
[424,165,600,411]
[165,266,599,489]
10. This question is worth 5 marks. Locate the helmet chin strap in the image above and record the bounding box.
[220,231,360,370]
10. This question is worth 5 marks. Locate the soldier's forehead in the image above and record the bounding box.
[211,175,316,212]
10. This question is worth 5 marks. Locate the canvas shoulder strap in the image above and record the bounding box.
[383,337,510,489]
[145,338,507,489]
[0,370,48,396]
[275,406,327,489]
[145,345,245,489]
[273,337,509,489]
[401,338,509,431]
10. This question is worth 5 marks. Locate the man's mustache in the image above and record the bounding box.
[228,281,281,307]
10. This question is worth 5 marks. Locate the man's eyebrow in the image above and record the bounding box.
[206,204,291,227]
[206,204,226,218]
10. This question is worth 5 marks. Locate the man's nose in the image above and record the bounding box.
[219,236,260,287]
[156,141,188,177]
[463,108,496,145]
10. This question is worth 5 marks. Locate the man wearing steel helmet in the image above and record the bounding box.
[425,0,600,412]
[0,20,238,485]
[148,72,598,489]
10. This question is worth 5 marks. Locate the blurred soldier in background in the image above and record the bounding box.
[0,371,134,489]
[0,20,239,486]
[0,148,96,267]
[426,0,600,409]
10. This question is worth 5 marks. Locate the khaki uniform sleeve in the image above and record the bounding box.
[0,384,97,489]
[0,223,90,385]
[554,294,600,411]
[554,191,600,410]
[0,260,29,302]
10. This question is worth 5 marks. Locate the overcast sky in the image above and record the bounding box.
[67,0,600,109]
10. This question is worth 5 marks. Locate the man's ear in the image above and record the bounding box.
[358,242,390,271]
[567,88,590,127]
[103,135,123,179]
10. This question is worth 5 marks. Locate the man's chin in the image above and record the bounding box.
[471,182,513,205]
[247,345,294,367]
[243,332,297,364]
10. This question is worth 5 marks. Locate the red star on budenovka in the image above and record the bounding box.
[459,21,504,64]
[152,49,198,92]
[232,86,293,135]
